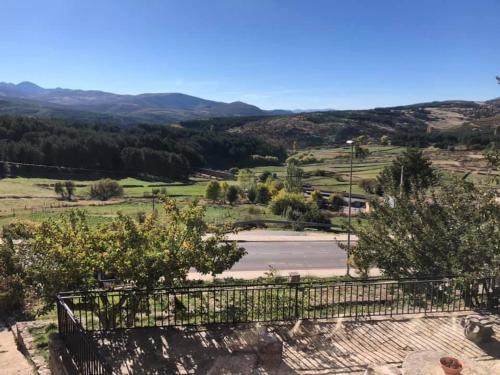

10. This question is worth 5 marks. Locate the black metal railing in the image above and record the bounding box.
[57,276,498,332]
[57,297,113,375]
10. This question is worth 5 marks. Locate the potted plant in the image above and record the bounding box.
[440,356,463,375]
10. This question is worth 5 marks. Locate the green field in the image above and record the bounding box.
[0,145,493,229]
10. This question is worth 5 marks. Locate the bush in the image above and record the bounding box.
[205,180,221,202]
[358,178,383,195]
[296,207,331,225]
[258,171,272,182]
[0,276,24,315]
[328,193,345,211]
[89,179,124,201]
[247,186,257,203]
[312,169,326,176]
[226,185,239,205]
[269,191,307,216]
[309,190,326,208]
[256,184,271,204]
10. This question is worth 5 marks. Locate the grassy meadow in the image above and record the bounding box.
[0,145,494,229]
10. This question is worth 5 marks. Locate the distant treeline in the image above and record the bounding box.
[0,116,286,179]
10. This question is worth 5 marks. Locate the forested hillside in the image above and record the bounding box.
[181,99,499,149]
[0,116,286,179]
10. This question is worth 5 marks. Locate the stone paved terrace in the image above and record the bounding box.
[95,312,500,374]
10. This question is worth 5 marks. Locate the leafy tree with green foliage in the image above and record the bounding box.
[54,182,66,200]
[255,184,271,205]
[380,135,390,145]
[484,145,499,184]
[354,144,370,159]
[64,180,75,200]
[225,185,239,206]
[247,186,257,203]
[309,190,326,209]
[205,180,221,202]
[9,199,245,324]
[0,220,37,314]
[328,193,344,212]
[89,179,124,201]
[285,159,304,193]
[358,178,383,195]
[237,169,256,191]
[270,191,308,216]
[377,148,438,196]
[352,179,500,279]
[54,181,76,201]
[258,171,272,182]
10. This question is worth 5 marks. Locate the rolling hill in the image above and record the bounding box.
[0,81,290,124]
[181,99,500,148]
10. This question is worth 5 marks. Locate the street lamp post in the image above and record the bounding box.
[346,140,354,277]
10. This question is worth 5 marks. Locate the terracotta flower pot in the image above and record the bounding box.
[440,356,463,375]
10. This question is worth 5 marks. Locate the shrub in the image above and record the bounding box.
[269,191,307,216]
[296,207,330,225]
[312,169,326,176]
[358,179,383,195]
[258,171,272,182]
[247,186,257,203]
[267,179,284,196]
[89,179,124,201]
[228,167,239,175]
[226,185,239,205]
[309,190,326,208]
[328,193,345,211]
[205,180,221,202]
[256,184,271,204]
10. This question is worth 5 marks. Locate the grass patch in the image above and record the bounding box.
[28,323,58,361]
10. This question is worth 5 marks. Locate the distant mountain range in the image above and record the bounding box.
[0,81,291,124]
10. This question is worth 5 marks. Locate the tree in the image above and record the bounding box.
[0,220,36,314]
[358,178,383,195]
[247,186,257,203]
[54,182,66,200]
[269,191,307,216]
[54,181,76,201]
[328,193,344,212]
[380,135,390,146]
[205,180,221,202]
[484,145,499,184]
[309,190,326,209]
[225,185,239,206]
[354,144,370,159]
[377,148,438,196]
[237,169,256,191]
[351,179,500,279]
[285,160,303,193]
[220,181,229,200]
[255,184,271,204]
[258,171,272,182]
[10,200,246,323]
[89,179,123,201]
[64,180,75,200]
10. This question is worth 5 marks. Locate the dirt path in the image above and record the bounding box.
[0,322,34,374]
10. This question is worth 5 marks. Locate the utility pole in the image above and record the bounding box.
[346,140,354,277]
[400,164,404,198]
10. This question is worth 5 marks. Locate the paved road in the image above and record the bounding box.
[231,241,346,271]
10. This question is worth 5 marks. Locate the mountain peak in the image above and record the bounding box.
[0,80,291,123]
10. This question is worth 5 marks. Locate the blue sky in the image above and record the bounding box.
[1,0,498,110]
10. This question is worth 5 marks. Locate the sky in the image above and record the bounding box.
[0,0,499,110]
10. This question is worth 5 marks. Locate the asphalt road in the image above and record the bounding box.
[231,241,346,271]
